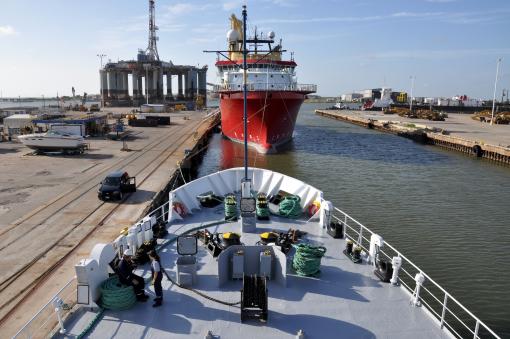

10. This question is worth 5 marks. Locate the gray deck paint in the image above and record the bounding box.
[59,206,452,339]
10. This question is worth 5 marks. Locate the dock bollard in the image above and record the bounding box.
[390,256,402,285]
[411,273,426,307]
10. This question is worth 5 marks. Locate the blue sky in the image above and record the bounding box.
[0,0,509,98]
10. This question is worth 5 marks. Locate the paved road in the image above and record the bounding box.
[0,112,216,337]
[333,110,510,148]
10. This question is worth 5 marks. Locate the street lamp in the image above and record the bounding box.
[143,64,151,105]
[97,54,107,68]
[491,58,502,126]
[409,75,415,112]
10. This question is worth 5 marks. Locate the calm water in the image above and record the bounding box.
[198,103,510,337]
[0,100,98,109]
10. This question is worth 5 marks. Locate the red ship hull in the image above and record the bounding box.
[219,91,306,153]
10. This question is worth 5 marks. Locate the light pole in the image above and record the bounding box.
[96,54,106,68]
[491,58,502,125]
[409,75,415,112]
[144,64,151,105]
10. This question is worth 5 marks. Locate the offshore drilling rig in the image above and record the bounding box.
[99,0,207,107]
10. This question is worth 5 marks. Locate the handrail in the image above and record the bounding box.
[12,276,77,339]
[333,206,501,339]
[12,201,172,338]
[213,83,317,92]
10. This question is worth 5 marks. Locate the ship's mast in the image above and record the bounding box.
[242,5,248,180]
[146,0,160,61]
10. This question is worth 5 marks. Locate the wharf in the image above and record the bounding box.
[0,109,219,337]
[315,109,510,165]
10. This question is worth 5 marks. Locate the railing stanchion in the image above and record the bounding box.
[440,294,448,328]
[358,224,363,247]
[474,320,480,339]
[52,297,66,334]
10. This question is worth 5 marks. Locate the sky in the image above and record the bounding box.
[0,0,509,99]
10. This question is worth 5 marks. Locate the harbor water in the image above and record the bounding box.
[198,103,510,337]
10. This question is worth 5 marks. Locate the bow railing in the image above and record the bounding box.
[332,206,501,339]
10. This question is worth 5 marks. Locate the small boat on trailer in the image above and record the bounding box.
[17,130,87,154]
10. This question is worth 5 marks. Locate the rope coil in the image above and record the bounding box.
[292,243,327,277]
[99,275,137,311]
[224,195,238,221]
[278,195,303,219]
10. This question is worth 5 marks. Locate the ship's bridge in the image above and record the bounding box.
[214,60,315,93]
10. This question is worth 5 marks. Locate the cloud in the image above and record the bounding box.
[166,3,213,15]
[256,11,445,24]
[167,3,196,15]
[360,48,510,60]
[391,11,444,18]
[256,8,510,25]
[223,1,243,11]
[426,0,457,3]
[222,0,295,11]
[0,25,17,36]
[263,0,296,7]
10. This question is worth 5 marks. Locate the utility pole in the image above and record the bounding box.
[491,58,501,126]
[409,75,415,111]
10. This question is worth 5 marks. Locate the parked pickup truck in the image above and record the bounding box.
[98,171,136,201]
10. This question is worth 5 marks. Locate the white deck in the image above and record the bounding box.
[60,206,452,339]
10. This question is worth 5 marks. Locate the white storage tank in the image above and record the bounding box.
[140,104,165,113]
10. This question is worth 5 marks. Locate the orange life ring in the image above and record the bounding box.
[173,202,187,217]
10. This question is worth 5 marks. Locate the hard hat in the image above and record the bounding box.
[123,248,133,256]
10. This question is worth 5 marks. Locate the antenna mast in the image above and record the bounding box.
[242,5,248,180]
[146,0,160,61]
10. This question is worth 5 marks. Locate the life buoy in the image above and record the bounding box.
[173,202,187,217]
[307,200,321,216]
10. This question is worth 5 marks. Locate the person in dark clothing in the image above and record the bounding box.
[148,250,163,307]
[118,249,148,301]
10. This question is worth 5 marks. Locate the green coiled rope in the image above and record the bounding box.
[278,195,303,219]
[292,243,327,277]
[224,195,238,221]
[78,220,239,338]
[100,275,137,311]
[256,196,270,218]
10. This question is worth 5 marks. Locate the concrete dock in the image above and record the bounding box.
[316,109,510,165]
[0,110,219,337]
